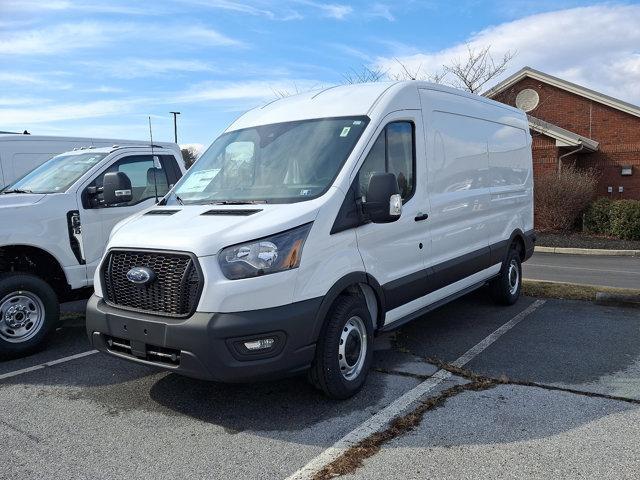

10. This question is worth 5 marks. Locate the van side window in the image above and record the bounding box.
[358,121,415,201]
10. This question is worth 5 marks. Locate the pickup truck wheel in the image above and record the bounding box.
[0,273,59,360]
[489,249,522,305]
[308,295,373,399]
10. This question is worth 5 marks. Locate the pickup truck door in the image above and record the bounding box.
[75,153,182,282]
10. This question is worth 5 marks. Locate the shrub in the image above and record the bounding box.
[610,200,640,240]
[584,197,613,234]
[534,166,599,231]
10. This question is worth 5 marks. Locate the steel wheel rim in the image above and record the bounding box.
[338,315,367,381]
[508,260,520,295]
[0,291,46,343]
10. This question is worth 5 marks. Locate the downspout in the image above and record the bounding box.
[558,144,584,176]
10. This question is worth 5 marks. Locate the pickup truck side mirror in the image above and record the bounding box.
[103,172,132,205]
[362,173,402,223]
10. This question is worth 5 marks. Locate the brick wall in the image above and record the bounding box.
[492,77,640,199]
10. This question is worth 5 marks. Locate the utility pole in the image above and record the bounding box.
[170,111,180,143]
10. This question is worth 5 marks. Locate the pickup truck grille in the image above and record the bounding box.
[102,250,202,317]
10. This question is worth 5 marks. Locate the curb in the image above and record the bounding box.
[522,279,640,307]
[595,292,640,308]
[534,246,640,256]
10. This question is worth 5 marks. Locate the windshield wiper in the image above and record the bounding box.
[1,188,33,194]
[209,200,267,205]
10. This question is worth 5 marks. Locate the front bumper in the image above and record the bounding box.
[86,295,323,382]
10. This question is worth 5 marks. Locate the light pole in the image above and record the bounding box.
[170,111,180,143]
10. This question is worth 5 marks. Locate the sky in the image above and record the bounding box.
[1,0,640,151]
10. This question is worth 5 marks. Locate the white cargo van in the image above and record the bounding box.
[86,82,535,398]
[0,145,185,359]
[0,134,178,189]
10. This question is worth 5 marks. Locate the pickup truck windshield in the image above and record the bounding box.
[167,116,369,205]
[3,152,107,194]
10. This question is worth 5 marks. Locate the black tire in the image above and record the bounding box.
[489,248,522,305]
[0,273,60,360]
[308,295,374,399]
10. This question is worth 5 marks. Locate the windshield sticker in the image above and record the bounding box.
[300,189,310,196]
[179,168,220,193]
[353,120,362,125]
[340,127,351,137]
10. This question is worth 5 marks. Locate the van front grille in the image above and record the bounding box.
[102,250,202,317]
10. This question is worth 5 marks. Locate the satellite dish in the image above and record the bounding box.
[515,89,540,112]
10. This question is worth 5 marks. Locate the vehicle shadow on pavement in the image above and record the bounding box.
[147,366,415,434]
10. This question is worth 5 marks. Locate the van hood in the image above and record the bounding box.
[107,201,323,258]
[0,193,47,208]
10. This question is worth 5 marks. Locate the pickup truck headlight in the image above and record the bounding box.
[218,223,312,280]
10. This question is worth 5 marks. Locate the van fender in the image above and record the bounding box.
[310,272,386,343]
[490,229,528,270]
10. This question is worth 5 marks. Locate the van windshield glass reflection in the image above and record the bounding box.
[166,116,368,204]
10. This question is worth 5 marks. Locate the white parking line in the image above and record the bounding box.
[0,350,98,381]
[286,299,546,480]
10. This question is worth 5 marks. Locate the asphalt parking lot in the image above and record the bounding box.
[1,291,639,479]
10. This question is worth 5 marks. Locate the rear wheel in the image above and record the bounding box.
[308,295,373,399]
[0,273,59,360]
[489,248,522,305]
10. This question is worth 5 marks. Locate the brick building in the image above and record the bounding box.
[485,67,640,200]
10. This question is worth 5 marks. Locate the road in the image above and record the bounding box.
[524,252,640,289]
[2,291,640,479]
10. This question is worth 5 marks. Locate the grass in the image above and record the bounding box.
[523,279,640,302]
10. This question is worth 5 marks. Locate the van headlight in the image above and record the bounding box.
[218,223,312,280]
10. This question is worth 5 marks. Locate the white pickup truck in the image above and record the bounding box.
[0,144,185,358]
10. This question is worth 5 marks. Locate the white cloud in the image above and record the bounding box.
[316,3,352,20]
[79,58,215,79]
[368,3,395,21]
[174,79,324,104]
[0,99,144,125]
[0,72,72,90]
[375,4,640,105]
[179,0,352,20]
[1,0,165,15]
[0,21,243,56]
[0,97,49,107]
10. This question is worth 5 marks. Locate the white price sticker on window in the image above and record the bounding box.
[179,168,220,193]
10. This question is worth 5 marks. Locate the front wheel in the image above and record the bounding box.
[489,249,522,305]
[308,295,374,399]
[0,273,60,360]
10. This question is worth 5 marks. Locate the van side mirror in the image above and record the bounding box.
[103,172,132,205]
[362,173,402,223]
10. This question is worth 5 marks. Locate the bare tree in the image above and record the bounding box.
[345,44,515,94]
[343,66,387,84]
[443,44,516,93]
[387,58,447,83]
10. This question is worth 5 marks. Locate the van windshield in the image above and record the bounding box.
[2,152,107,194]
[166,116,369,205]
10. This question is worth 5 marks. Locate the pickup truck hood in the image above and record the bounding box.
[107,200,325,258]
[0,193,47,208]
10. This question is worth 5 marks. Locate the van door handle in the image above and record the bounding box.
[414,213,429,221]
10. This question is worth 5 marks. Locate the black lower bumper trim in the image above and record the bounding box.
[86,295,323,383]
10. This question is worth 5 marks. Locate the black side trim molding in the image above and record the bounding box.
[383,245,492,312]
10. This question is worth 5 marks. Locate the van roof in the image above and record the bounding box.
[0,134,177,147]
[227,81,524,132]
[54,144,172,156]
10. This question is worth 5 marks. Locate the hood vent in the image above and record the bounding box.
[145,209,180,216]
[202,209,262,216]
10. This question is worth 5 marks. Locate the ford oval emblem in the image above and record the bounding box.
[126,267,156,285]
